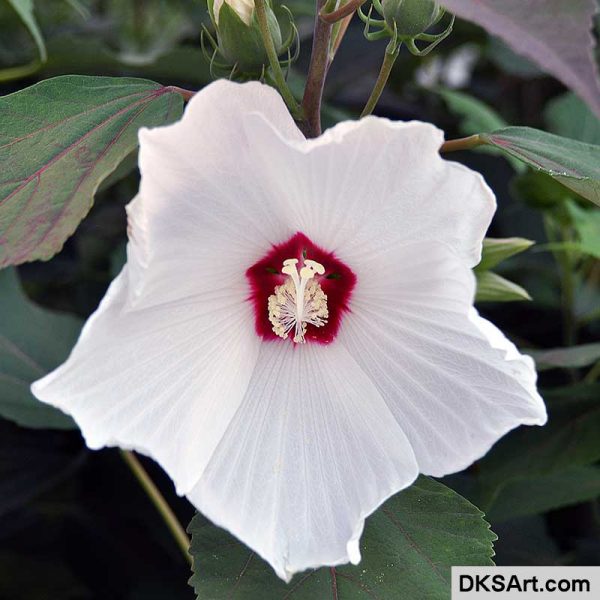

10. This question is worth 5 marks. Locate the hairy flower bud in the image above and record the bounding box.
[382,0,444,38]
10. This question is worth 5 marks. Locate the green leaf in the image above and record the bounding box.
[486,466,600,522]
[438,90,524,172]
[189,477,495,599]
[565,200,600,259]
[0,75,183,267]
[475,237,534,272]
[438,89,507,135]
[0,268,80,429]
[6,0,46,62]
[478,384,600,495]
[545,92,600,146]
[480,127,600,207]
[526,343,600,371]
[475,271,531,303]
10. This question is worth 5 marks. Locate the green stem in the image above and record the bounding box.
[585,360,600,384]
[301,0,333,137]
[120,450,192,566]
[558,223,577,347]
[254,0,302,119]
[0,60,41,83]
[440,134,485,153]
[360,48,399,118]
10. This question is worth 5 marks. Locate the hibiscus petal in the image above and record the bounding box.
[340,241,546,478]
[128,80,304,308]
[187,341,419,581]
[31,266,260,495]
[244,110,495,269]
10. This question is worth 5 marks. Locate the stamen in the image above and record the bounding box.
[268,258,329,343]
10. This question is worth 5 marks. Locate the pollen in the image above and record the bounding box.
[268,258,329,343]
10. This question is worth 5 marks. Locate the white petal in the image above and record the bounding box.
[340,241,547,478]
[187,341,419,581]
[244,112,495,269]
[129,80,303,308]
[32,266,260,495]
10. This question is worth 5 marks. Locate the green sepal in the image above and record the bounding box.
[475,237,534,273]
[382,0,443,38]
[216,2,282,73]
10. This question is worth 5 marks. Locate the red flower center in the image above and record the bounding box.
[246,232,356,344]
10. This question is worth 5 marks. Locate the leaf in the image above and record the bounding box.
[486,466,600,522]
[526,343,600,371]
[545,92,600,145]
[7,0,46,62]
[479,384,600,490]
[440,0,600,118]
[189,476,495,599]
[565,200,600,259]
[475,271,531,303]
[0,75,183,267]
[438,88,507,135]
[475,237,534,272]
[480,127,600,207]
[0,268,80,429]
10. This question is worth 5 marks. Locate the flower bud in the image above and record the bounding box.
[207,0,283,73]
[382,0,444,39]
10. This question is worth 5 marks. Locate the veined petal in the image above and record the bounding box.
[31,266,260,495]
[187,341,419,581]
[129,80,303,308]
[340,241,546,478]
[243,110,495,269]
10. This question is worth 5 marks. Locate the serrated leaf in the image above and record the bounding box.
[480,127,600,207]
[0,268,80,429]
[475,271,531,303]
[7,0,46,62]
[526,343,600,371]
[189,477,495,599]
[440,0,600,118]
[476,237,534,272]
[0,75,183,267]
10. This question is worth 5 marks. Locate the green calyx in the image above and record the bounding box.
[382,0,443,38]
[203,0,297,77]
[359,0,454,57]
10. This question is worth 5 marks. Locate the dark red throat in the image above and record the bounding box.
[246,232,357,344]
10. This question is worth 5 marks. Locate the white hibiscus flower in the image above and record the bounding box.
[31,80,546,581]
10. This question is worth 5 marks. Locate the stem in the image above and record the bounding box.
[0,60,41,83]
[255,0,302,119]
[320,0,366,23]
[558,223,577,347]
[585,360,600,384]
[330,13,354,59]
[120,450,192,566]
[360,48,399,118]
[440,134,485,153]
[301,0,334,137]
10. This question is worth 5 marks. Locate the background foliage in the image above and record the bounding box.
[1,0,599,598]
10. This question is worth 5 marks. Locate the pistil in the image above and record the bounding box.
[268,258,329,343]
